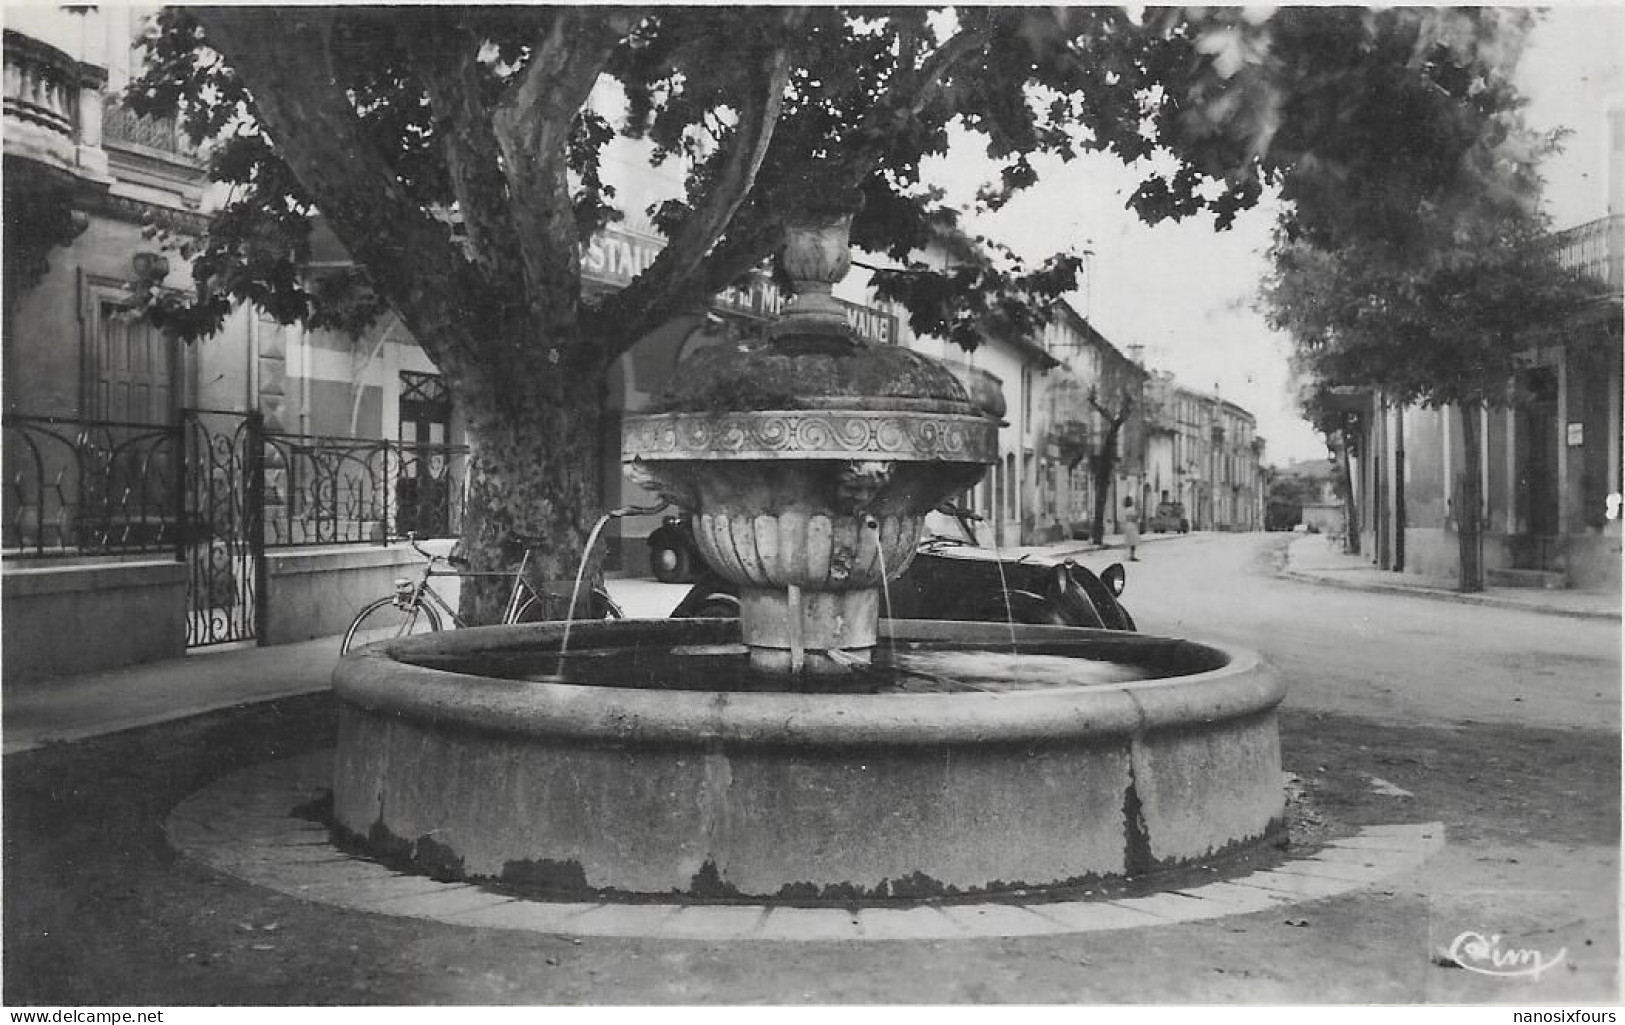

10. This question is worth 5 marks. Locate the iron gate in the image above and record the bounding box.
[182,409,264,648]
[5,407,466,651]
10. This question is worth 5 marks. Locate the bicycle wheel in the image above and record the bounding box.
[341,597,442,655]
[593,589,624,619]
[514,590,622,623]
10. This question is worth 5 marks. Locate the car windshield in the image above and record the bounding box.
[921,507,981,546]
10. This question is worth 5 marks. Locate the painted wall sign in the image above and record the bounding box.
[580,227,664,287]
[583,225,897,345]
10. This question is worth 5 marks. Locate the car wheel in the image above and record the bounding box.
[650,544,692,583]
[691,597,739,619]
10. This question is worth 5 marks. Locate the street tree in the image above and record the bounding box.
[1262,139,1594,589]
[1078,388,1136,546]
[128,5,1542,618]
[1297,382,1365,554]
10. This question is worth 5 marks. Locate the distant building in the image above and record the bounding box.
[1141,379,1263,532]
[1269,459,1343,534]
[1038,304,1148,540]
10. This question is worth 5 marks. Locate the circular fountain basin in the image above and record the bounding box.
[331,620,1285,902]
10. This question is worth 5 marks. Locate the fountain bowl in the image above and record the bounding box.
[331,619,1285,902]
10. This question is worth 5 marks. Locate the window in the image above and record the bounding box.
[396,371,455,536]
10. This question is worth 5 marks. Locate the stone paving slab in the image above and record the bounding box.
[168,750,1447,942]
[1230,869,1367,899]
[1108,892,1209,921]
[554,903,687,938]
[935,902,1058,936]
[1020,899,1171,932]
[1268,858,1394,884]
[847,905,957,940]
[1168,881,1296,914]
[367,883,518,919]
[754,907,866,941]
[658,904,773,940]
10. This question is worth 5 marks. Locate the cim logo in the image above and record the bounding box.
[1446,931,1567,979]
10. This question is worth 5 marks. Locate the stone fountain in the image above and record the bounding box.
[620,192,994,675]
[330,190,1286,902]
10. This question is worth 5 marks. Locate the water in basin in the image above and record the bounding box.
[420,641,1154,694]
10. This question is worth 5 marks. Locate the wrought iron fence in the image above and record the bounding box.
[6,411,468,650]
[4,415,469,558]
[3,414,185,557]
[262,432,468,547]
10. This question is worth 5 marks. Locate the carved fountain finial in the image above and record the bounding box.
[771,174,865,343]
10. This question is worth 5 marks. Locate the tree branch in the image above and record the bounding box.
[404,14,524,286]
[1089,387,1133,426]
[840,19,995,186]
[193,6,483,371]
[594,11,800,356]
[492,8,635,329]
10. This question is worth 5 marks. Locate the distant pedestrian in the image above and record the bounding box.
[1122,497,1140,561]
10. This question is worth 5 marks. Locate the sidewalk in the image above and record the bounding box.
[2,633,344,755]
[1281,532,1621,621]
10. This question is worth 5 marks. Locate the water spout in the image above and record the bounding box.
[986,532,1020,654]
[867,514,899,665]
[786,584,805,673]
[560,500,673,665]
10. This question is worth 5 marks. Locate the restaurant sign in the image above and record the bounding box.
[582,225,897,346]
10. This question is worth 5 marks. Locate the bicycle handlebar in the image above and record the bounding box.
[405,533,436,561]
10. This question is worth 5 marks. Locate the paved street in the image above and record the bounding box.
[3,531,1619,1005]
[1072,532,1620,731]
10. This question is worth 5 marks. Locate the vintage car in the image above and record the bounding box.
[1148,501,1191,534]
[668,504,1136,631]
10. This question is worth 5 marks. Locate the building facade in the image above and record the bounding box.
[1039,304,1149,538]
[1341,205,1623,589]
[1140,378,1264,532]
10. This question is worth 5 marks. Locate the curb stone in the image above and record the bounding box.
[1279,568,1620,623]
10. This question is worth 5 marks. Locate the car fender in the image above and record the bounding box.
[670,583,740,619]
[971,588,1072,627]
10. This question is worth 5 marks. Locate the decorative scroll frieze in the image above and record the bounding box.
[623,409,997,463]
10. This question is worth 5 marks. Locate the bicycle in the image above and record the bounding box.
[341,533,624,655]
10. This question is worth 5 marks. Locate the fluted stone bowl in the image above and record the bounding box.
[624,332,997,673]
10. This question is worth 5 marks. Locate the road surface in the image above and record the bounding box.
[1070,532,1620,731]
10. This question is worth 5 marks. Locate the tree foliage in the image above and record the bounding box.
[1256,8,1597,589]
[1258,7,1593,412]
[128,5,1327,355]
[120,5,1577,612]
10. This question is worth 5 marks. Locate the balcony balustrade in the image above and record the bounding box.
[1547,214,1624,294]
[3,28,106,177]
[4,31,76,136]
